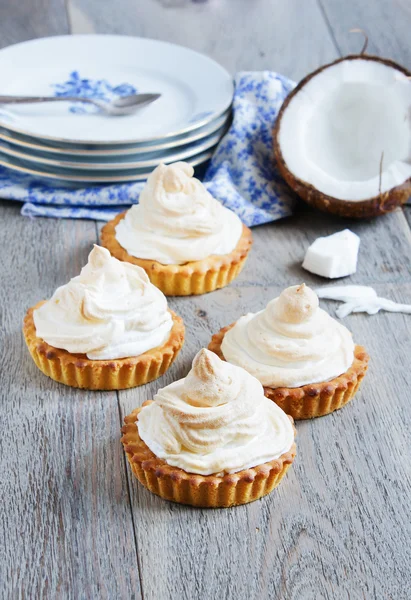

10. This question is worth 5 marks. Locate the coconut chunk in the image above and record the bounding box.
[302,229,360,279]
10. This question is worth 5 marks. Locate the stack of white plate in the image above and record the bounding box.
[0,35,233,185]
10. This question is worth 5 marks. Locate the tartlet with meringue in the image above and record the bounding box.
[23,246,184,390]
[101,162,252,296]
[208,284,369,419]
[121,349,296,507]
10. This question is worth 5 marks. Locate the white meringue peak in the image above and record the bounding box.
[33,245,173,360]
[115,162,243,265]
[137,349,294,476]
[221,283,355,388]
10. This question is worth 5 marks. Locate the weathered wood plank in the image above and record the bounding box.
[0,3,143,593]
[317,0,411,66]
[2,1,411,599]
[0,0,70,49]
[119,282,411,600]
[69,0,337,80]
[89,2,411,599]
[0,204,141,599]
[243,204,411,289]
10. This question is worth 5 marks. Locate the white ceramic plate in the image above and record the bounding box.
[0,126,226,170]
[0,148,215,184]
[0,35,233,144]
[0,111,230,156]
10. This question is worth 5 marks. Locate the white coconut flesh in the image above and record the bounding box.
[278,58,411,202]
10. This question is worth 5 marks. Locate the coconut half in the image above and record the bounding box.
[273,55,411,218]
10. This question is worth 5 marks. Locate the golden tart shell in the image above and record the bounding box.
[23,302,185,390]
[100,211,252,296]
[208,322,369,420]
[121,403,296,508]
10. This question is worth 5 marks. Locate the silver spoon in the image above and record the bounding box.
[0,93,161,116]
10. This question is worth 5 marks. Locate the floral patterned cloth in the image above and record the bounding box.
[204,71,296,225]
[0,71,297,225]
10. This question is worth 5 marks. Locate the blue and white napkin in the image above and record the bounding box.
[0,72,296,226]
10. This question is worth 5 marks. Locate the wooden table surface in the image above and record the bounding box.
[1,1,411,599]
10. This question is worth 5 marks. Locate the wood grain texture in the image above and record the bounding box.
[120,283,411,600]
[317,0,411,66]
[2,0,411,598]
[0,0,70,49]
[68,0,338,80]
[0,204,141,599]
[236,203,411,289]
[90,2,410,598]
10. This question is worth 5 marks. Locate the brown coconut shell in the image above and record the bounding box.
[273,55,411,219]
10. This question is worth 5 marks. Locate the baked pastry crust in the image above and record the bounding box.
[208,323,369,420]
[100,212,253,296]
[121,402,296,508]
[23,302,185,390]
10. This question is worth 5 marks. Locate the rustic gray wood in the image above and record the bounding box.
[317,0,411,66]
[117,204,411,600]
[121,282,411,600]
[97,1,409,597]
[0,203,142,599]
[1,0,411,598]
[0,0,70,50]
[69,0,338,81]
[236,204,411,289]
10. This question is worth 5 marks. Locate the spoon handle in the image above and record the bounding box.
[0,95,98,105]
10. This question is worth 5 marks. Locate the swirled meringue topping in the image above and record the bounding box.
[137,348,294,476]
[221,284,355,388]
[115,162,243,265]
[33,245,173,360]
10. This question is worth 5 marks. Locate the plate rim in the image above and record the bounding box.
[0,126,226,170]
[0,34,234,145]
[0,110,230,156]
[0,147,215,184]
